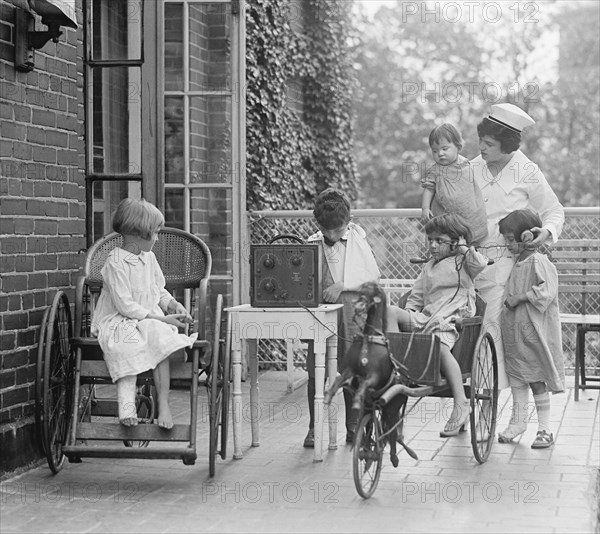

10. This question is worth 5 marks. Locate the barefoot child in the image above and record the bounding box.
[91,199,197,429]
[421,123,488,246]
[386,214,488,437]
[498,209,565,448]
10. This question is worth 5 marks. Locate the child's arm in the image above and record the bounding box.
[506,255,558,313]
[421,166,437,222]
[404,270,425,312]
[153,257,193,323]
[421,189,434,222]
[102,260,153,321]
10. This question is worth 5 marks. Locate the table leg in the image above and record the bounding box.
[326,334,338,451]
[248,339,260,447]
[286,340,294,393]
[231,328,243,459]
[313,341,325,462]
[575,325,583,401]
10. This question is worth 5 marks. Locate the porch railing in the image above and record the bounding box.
[248,207,600,373]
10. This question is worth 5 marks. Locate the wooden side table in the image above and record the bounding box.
[226,304,343,462]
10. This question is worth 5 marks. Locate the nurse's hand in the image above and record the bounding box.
[527,227,550,248]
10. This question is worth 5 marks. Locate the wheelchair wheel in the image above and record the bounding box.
[353,411,384,499]
[220,311,231,461]
[469,332,498,464]
[123,383,155,448]
[209,295,230,477]
[40,291,74,473]
[35,306,51,454]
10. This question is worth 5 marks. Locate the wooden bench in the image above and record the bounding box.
[550,239,600,401]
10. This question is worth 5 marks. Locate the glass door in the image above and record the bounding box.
[162,0,244,305]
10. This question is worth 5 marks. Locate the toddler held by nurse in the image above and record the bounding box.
[421,123,488,246]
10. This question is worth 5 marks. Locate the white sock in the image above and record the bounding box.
[117,375,137,420]
[509,385,530,429]
[533,392,551,433]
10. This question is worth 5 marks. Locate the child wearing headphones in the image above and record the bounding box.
[386,213,488,437]
[498,209,565,449]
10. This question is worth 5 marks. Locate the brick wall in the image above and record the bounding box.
[0,0,85,474]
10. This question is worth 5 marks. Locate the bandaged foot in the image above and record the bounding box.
[117,375,138,426]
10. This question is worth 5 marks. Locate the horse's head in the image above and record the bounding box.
[353,282,388,335]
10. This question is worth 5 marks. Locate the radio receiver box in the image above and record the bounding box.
[250,244,322,307]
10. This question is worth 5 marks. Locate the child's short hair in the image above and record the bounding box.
[498,209,542,242]
[424,213,472,244]
[112,198,165,240]
[429,123,463,151]
[313,188,351,230]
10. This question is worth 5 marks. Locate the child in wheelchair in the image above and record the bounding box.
[386,213,488,437]
[91,199,197,429]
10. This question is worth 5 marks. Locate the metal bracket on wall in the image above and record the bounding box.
[14,10,35,72]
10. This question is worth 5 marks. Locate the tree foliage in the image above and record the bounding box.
[352,0,600,208]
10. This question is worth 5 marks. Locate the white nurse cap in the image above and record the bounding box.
[488,103,535,133]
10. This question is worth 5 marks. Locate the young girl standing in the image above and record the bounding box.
[386,214,488,437]
[91,199,197,429]
[421,123,488,246]
[498,209,565,448]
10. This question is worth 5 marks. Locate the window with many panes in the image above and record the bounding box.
[85,0,244,305]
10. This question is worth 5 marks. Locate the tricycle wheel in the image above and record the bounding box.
[353,411,384,499]
[41,291,74,473]
[470,332,498,463]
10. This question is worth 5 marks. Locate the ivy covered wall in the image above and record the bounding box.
[246,0,357,210]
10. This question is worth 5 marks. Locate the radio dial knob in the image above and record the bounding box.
[264,281,275,292]
[263,256,275,268]
[290,256,302,266]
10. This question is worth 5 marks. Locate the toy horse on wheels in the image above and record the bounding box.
[324,281,417,467]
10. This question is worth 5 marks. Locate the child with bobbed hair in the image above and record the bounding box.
[498,209,565,449]
[386,213,488,437]
[92,198,197,429]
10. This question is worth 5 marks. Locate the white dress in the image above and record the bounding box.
[405,248,488,348]
[91,248,197,382]
[471,150,565,389]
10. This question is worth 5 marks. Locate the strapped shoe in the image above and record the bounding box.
[531,430,554,449]
[497,424,526,443]
[303,429,314,448]
[440,403,470,437]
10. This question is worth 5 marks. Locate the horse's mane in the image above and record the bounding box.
[358,281,388,334]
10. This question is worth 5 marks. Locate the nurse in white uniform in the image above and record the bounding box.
[471,103,565,391]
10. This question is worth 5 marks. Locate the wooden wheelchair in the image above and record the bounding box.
[35,228,230,477]
[346,294,499,499]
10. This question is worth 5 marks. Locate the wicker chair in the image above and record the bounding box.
[60,227,228,474]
